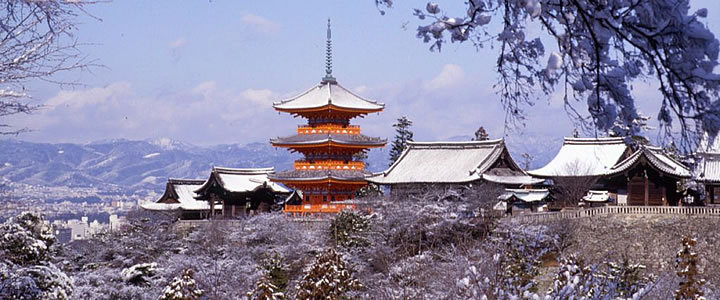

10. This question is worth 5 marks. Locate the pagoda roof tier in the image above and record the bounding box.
[270,169,372,183]
[270,133,386,148]
[273,81,384,115]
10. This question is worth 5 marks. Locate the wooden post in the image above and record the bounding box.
[209,194,215,219]
[644,177,649,206]
[627,179,632,206]
[662,185,667,206]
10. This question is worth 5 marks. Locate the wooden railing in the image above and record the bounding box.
[294,160,364,170]
[508,205,720,223]
[283,203,356,214]
[297,125,360,134]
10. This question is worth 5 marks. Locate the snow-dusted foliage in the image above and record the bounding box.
[675,236,707,300]
[121,262,159,285]
[0,212,73,300]
[295,248,362,299]
[0,212,56,265]
[248,275,285,300]
[376,0,720,150]
[547,256,653,299]
[158,268,204,300]
[329,209,372,248]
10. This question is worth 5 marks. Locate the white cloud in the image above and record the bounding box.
[169,37,188,49]
[45,82,132,109]
[240,13,280,34]
[241,88,274,105]
[425,64,465,90]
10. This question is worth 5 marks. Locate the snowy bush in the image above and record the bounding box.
[248,275,285,300]
[0,212,56,265]
[121,262,159,285]
[676,236,707,300]
[295,248,362,299]
[158,268,203,300]
[329,209,371,248]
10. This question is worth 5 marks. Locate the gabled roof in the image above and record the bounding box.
[368,139,527,184]
[498,189,551,203]
[273,81,384,112]
[270,133,386,147]
[529,137,629,177]
[607,146,690,178]
[696,152,720,183]
[142,179,218,211]
[195,167,290,196]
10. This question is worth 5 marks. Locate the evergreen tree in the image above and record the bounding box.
[473,126,489,141]
[295,248,362,299]
[248,275,284,300]
[159,268,204,300]
[675,236,706,300]
[388,116,413,167]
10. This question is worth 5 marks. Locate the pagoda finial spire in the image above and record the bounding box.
[322,18,336,83]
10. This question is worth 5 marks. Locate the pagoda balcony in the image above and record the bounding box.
[283,203,356,214]
[293,160,364,170]
[297,124,360,135]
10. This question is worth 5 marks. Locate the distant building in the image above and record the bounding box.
[195,167,290,218]
[529,137,691,206]
[368,139,543,194]
[269,20,386,215]
[143,168,291,219]
[141,179,215,219]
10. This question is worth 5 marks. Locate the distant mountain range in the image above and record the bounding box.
[0,136,560,193]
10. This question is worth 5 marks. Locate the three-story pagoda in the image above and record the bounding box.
[270,20,386,214]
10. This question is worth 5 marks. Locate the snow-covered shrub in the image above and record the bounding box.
[676,236,707,300]
[158,268,203,300]
[547,255,653,299]
[121,262,159,285]
[295,248,362,299]
[260,251,289,292]
[329,209,371,248]
[0,212,56,265]
[247,275,284,300]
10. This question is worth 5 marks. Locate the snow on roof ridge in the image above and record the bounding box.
[563,137,625,145]
[408,138,504,148]
[273,81,384,109]
[212,167,275,174]
[167,178,206,185]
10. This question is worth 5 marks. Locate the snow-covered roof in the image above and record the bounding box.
[196,167,291,195]
[696,153,720,183]
[481,168,545,185]
[498,189,551,203]
[270,133,386,146]
[582,190,612,202]
[608,146,690,178]
[368,139,523,184]
[529,137,629,177]
[142,179,220,211]
[273,81,384,112]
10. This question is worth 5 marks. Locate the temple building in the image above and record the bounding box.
[141,179,219,220]
[269,20,386,215]
[142,167,290,219]
[194,167,290,217]
[367,139,543,194]
[529,137,691,206]
[694,135,720,205]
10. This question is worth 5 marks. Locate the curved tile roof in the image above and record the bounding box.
[368,139,527,184]
[142,178,217,211]
[696,153,720,183]
[529,137,629,177]
[273,81,384,111]
[195,167,290,195]
[270,133,386,146]
[270,169,371,181]
[607,147,690,178]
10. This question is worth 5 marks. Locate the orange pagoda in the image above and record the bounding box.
[270,20,386,215]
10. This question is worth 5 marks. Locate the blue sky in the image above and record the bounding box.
[7,0,720,148]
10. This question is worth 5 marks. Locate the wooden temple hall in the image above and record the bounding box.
[529,137,691,206]
[141,167,290,219]
[269,20,386,215]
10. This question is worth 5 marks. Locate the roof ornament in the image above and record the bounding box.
[322,18,336,83]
